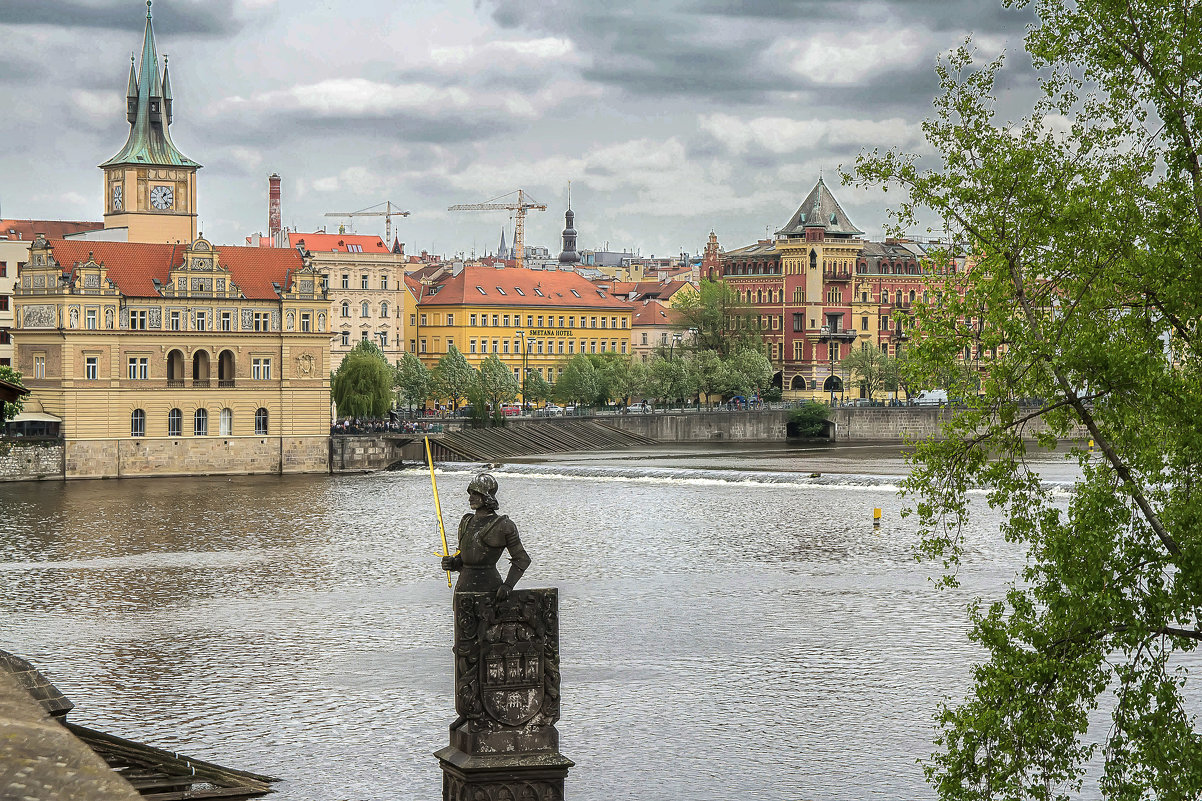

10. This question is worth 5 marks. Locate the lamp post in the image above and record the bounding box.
[515,330,527,409]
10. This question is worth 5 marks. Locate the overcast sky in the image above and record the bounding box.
[0,0,1038,258]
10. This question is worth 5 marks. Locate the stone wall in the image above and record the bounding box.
[330,435,406,473]
[828,407,947,441]
[62,436,328,479]
[605,411,792,441]
[0,439,64,481]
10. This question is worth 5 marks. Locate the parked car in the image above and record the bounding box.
[913,390,948,406]
[535,404,564,417]
[453,405,475,418]
[501,404,521,417]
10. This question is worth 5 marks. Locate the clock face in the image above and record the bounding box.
[150,184,174,210]
[111,185,122,211]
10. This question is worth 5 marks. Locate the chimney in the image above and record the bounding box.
[268,173,282,240]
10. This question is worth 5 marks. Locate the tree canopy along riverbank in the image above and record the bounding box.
[854,0,1202,798]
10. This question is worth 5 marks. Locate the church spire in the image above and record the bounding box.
[557,183,580,265]
[101,0,199,169]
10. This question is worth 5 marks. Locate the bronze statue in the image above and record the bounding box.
[440,473,530,601]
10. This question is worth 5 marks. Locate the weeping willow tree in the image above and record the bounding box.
[854,1,1202,798]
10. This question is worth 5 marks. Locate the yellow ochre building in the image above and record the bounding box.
[412,265,633,383]
[10,2,330,477]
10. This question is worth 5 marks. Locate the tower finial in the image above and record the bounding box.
[147,0,152,19]
[567,180,571,210]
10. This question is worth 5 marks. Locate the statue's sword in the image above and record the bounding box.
[425,436,454,588]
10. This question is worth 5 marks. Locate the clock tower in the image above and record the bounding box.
[100,1,200,244]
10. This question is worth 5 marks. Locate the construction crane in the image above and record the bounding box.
[449,189,546,270]
[324,201,410,244]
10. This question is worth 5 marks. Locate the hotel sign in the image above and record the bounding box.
[528,329,572,337]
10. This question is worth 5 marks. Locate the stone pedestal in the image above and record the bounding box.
[436,589,572,801]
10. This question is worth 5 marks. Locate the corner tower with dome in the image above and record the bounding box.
[101,1,201,244]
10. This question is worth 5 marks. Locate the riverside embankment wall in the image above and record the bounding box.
[0,439,64,481]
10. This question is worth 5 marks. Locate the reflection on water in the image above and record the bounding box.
[0,446,1102,800]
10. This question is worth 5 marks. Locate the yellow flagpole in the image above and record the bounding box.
[425,436,453,588]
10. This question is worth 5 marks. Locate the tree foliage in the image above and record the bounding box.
[332,348,393,419]
[788,401,829,438]
[554,355,601,406]
[522,369,552,405]
[0,365,26,425]
[476,355,520,417]
[855,2,1202,797]
[395,352,431,413]
[431,345,476,410]
[842,346,892,401]
[674,279,763,357]
[722,348,773,399]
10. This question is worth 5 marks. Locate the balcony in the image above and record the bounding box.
[192,379,211,388]
[166,379,185,388]
[890,330,909,342]
[218,379,236,388]
[816,326,858,342]
[822,268,853,281]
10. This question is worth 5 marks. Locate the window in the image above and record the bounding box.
[380,303,389,319]
[533,288,543,297]
[527,315,533,327]
[537,340,544,354]
[503,315,510,326]
[85,309,97,329]
[569,316,575,328]
[446,314,454,326]
[380,331,388,347]
[411,314,417,327]
[253,312,270,331]
[420,338,427,353]
[503,340,510,354]
[0,297,6,312]
[127,356,148,380]
[470,314,477,326]
[130,409,146,437]
[301,313,311,332]
[168,408,182,437]
[537,316,544,328]
[381,276,388,290]
[341,331,350,346]
[570,289,580,298]
[169,310,181,330]
[85,356,98,380]
[641,332,648,345]
[255,408,268,435]
[470,339,477,354]
[495,286,506,296]
[621,342,627,354]
[420,314,428,326]
[0,262,5,277]
[341,274,350,289]
[882,316,890,330]
[493,315,500,327]
[361,274,369,290]
[621,318,627,329]
[194,408,208,436]
[661,332,669,345]
[220,408,233,436]
[558,316,565,328]
[129,310,148,330]
[514,287,525,296]
[321,274,329,292]
[34,355,45,379]
[252,357,272,379]
[195,311,208,331]
[361,331,368,341]
[590,317,597,328]
[476,285,487,295]
[599,341,606,352]
[861,316,869,331]
[361,301,370,318]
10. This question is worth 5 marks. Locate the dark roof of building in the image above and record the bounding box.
[777,177,862,237]
[44,239,304,300]
[0,220,104,241]
[724,241,779,258]
[0,378,30,404]
[417,265,630,310]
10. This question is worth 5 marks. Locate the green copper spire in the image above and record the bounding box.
[101,1,200,169]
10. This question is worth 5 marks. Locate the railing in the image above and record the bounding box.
[166,379,184,388]
[192,379,210,388]
[218,379,236,388]
[822,269,853,280]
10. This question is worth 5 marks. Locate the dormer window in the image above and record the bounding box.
[534,288,544,297]
[514,287,525,296]
[570,289,581,298]
[495,286,506,295]
[476,285,487,295]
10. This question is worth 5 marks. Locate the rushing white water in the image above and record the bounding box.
[0,444,1136,800]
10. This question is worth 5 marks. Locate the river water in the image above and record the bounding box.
[0,444,1125,799]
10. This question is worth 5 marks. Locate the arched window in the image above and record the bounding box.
[193,350,210,383]
[909,290,916,303]
[341,301,350,318]
[168,408,182,437]
[167,349,184,382]
[130,409,146,437]
[810,249,818,270]
[194,408,208,436]
[255,407,269,435]
[361,301,370,317]
[823,375,843,392]
[882,290,890,304]
[218,350,235,384]
[757,290,763,304]
[220,407,233,436]
[790,375,806,391]
[380,302,389,318]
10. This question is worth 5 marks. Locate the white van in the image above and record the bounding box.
[914,390,948,406]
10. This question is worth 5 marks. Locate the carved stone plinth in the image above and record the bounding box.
[436,589,572,800]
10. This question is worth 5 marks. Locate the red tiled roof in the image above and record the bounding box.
[45,239,304,300]
[607,279,691,300]
[632,302,684,326]
[418,265,631,310]
[289,232,389,253]
[1,220,103,241]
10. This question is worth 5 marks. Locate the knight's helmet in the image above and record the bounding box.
[468,473,499,508]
